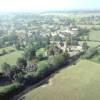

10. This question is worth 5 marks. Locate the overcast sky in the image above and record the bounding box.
[0,0,99,12]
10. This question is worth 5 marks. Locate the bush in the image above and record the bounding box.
[0,49,7,56]
[2,49,7,55]
[8,49,15,53]
[24,73,38,85]
[36,53,68,79]
[83,47,97,59]
[0,53,69,99]
[0,83,23,100]
[37,60,51,78]
[24,47,36,60]
[16,57,27,67]
[36,51,44,60]
[48,54,66,68]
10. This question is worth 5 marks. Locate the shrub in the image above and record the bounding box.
[37,60,51,78]
[0,53,69,99]
[83,47,97,59]
[0,83,23,100]
[2,49,7,55]
[8,49,15,53]
[24,47,36,60]
[36,53,68,79]
[16,57,27,67]
[48,54,66,68]
[0,49,7,56]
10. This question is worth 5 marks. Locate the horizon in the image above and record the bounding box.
[0,0,100,13]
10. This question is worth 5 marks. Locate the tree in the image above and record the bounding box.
[78,28,90,36]
[1,62,11,77]
[83,47,97,59]
[36,48,46,60]
[65,37,71,47]
[47,47,55,56]
[24,47,36,60]
[45,35,50,45]
[64,49,69,58]
[82,42,89,51]
[0,38,4,48]
[87,33,90,41]
[2,49,7,55]
[59,42,64,47]
[15,43,20,50]
[16,57,27,68]
[53,46,63,54]
[72,40,78,46]
[8,34,18,45]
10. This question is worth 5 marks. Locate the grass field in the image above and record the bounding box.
[0,84,13,92]
[91,55,100,63]
[79,41,100,47]
[90,47,100,63]
[0,51,23,72]
[79,30,100,47]
[89,30,100,41]
[77,25,100,29]
[0,46,16,53]
[23,60,100,100]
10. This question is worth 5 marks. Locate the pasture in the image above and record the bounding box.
[23,60,100,100]
[0,51,23,72]
[0,46,16,53]
[79,41,100,47]
[89,30,100,41]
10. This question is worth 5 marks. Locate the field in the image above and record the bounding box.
[79,30,100,47]
[77,25,100,29]
[0,46,16,53]
[0,84,13,92]
[89,30,100,41]
[91,47,100,63]
[79,41,100,47]
[23,60,100,100]
[0,51,23,72]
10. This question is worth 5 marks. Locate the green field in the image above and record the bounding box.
[77,25,100,29]
[79,30,100,47]
[23,60,100,100]
[0,51,23,72]
[0,46,16,53]
[89,30,100,41]
[79,41,100,47]
[91,48,100,63]
[0,84,13,92]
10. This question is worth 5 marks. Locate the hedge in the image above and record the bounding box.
[0,83,24,100]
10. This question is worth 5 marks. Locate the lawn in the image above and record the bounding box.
[0,51,23,72]
[23,60,100,100]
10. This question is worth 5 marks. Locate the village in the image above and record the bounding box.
[0,12,100,100]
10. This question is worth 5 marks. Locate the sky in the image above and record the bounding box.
[0,0,99,12]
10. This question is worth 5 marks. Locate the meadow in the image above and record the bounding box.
[0,50,23,72]
[79,41,100,47]
[23,60,100,100]
[0,46,16,53]
[79,30,100,47]
[89,30,100,41]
